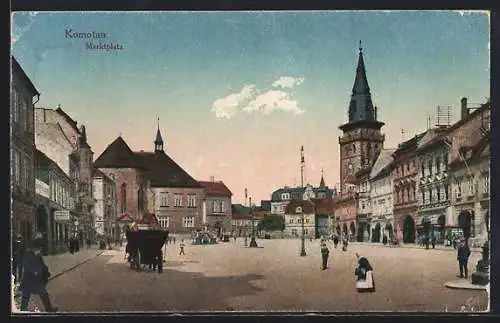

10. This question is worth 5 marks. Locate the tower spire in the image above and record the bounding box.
[319,168,325,188]
[347,40,376,123]
[154,116,164,152]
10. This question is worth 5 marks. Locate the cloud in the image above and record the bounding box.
[272,76,305,89]
[211,84,255,119]
[243,90,305,116]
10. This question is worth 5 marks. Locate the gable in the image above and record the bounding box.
[94,136,144,169]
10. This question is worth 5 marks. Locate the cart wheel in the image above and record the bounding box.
[135,251,141,271]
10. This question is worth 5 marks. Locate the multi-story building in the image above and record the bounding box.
[284,200,315,238]
[137,124,204,234]
[11,57,40,243]
[231,204,252,237]
[392,133,426,243]
[199,179,233,236]
[369,149,395,242]
[446,98,490,246]
[93,136,150,224]
[355,166,371,242]
[311,198,335,238]
[35,149,75,254]
[35,107,94,244]
[415,128,451,244]
[92,169,117,239]
[337,43,385,240]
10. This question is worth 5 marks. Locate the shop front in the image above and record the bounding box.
[53,209,71,254]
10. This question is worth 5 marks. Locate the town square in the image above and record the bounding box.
[10,11,490,313]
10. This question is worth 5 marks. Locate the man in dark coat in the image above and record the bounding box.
[457,239,471,278]
[13,234,25,284]
[321,243,330,270]
[19,237,57,312]
[333,235,339,248]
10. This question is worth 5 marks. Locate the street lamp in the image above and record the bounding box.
[249,200,258,248]
[300,208,306,256]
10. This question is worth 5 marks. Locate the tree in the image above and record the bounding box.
[257,215,285,232]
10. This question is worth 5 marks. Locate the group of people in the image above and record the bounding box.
[12,234,58,312]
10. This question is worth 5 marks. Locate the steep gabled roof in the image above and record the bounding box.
[136,151,202,188]
[199,180,232,197]
[370,148,396,179]
[231,204,252,219]
[12,56,40,96]
[394,131,427,155]
[94,136,145,169]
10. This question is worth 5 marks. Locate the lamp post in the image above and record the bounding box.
[249,198,258,247]
[300,208,306,256]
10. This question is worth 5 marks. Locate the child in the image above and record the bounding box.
[179,240,185,255]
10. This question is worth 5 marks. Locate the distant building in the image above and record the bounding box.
[284,200,315,238]
[392,133,425,243]
[136,123,204,234]
[231,204,252,237]
[93,137,150,224]
[199,179,233,236]
[337,43,385,241]
[311,198,336,238]
[92,168,117,239]
[11,57,40,243]
[369,149,396,242]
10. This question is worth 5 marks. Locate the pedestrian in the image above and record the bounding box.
[431,236,436,249]
[86,237,91,249]
[234,235,237,242]
[355,252,375,292]
[321,243,330,270]
[13,234,25,285]
[342,236,348,252]
[19,237,58,312]
[457,239,471,279]
[173,236,176,244]
[333,235,339,249]
[179,240,185,255]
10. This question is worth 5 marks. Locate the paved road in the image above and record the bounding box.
[33,239,488,312]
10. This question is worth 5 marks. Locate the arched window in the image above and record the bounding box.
[121,183,127,214]
[352,144,356,153]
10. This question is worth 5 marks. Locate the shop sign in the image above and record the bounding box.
[35,179,50,198]
[55,210,71,222]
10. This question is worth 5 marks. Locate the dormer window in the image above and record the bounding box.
[296,206,303,213]
[281,192,290,200]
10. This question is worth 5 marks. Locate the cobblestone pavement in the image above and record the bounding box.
[25,239,489,312]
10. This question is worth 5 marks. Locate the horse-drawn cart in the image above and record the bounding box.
[126,224,168,273]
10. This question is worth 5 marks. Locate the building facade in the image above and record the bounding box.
[337,44,385,240]
[11,57,40,243]
[198,179,233,236]
[369,149,395,242]
[446,98,490,246]
[35,107,95,243]
[284,200,315,238]
[93,136,150,224]
[392,133,425,243]
[231,204,252,237]
[355,167,371,242]
[92,169,117,239]
[137,125,204,234]
[35,149,75,254]
[415,128,452,244]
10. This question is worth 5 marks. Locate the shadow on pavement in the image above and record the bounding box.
[42,254,266,312]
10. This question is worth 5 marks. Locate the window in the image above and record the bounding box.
[187,194,196,208]
[137,188,144,212]
[13,150,21,186]
[436,157,441,173]
[220,200,225,213]
[421,162,425,177]
[428,159,433,176]
[352,144,356,153]
[120,183,127,213]
[406,163,410,172]
[468,177,474,196]
[456,181,462,198]
[443,153,449,171]
[361,201,365,210]
[289,218,294,224]
[406,188,410,202]
[158,217,170,228]
[212,200,220,213]
[295,206,302,213]
[281,193,290,200]
[306,218,310,224]
[20,97,27,132]
[183,216,194,228]
[11,88,18,124]
[421,192,425,204]
[174,194,182,207]
[483,173,490,194]
[160,193,169,207]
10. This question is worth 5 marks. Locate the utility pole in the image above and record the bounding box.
[300,146,307,257]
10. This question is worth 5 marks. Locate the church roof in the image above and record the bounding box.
[93,136,146,169]
[135,151,202,188]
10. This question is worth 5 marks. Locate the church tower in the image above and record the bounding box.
[339,41,385,195]
[154,117,164,153]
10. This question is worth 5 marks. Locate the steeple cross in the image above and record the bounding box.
[359,40,363,52]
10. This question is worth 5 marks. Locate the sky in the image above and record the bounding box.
[11,11,490,205]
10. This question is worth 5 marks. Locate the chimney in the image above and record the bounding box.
[461,97,468,120]
[210,176,215,182]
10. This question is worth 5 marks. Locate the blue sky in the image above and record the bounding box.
[12,11,490,204]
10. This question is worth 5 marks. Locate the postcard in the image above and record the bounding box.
[10,10,490,313]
